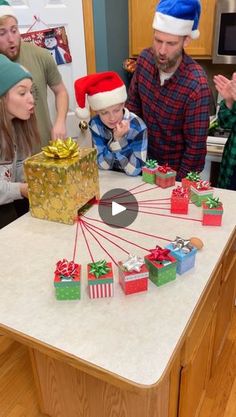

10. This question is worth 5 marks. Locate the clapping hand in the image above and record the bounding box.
[213,72,236,108]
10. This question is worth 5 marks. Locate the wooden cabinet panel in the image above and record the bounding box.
[129,0,156,56]
[211,253,236,374]
[222,231,236,277]
[179,230,236,417]
[185,0,216,58]
[129,0,217,58]
[181,265,221,365]
[178,265,223,417]
[179,318,215,417]
[30,348,171,417]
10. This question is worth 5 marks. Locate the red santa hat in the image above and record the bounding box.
[74,71,127,119]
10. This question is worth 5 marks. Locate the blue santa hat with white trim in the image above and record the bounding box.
[152,0,201,40]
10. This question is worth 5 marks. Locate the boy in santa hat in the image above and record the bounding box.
[74,71,147,176]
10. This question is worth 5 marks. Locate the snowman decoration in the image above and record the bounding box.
[44,30,70,65]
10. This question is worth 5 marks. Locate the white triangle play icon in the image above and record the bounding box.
[112,201,126,216]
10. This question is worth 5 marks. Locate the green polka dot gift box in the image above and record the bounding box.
[144,247,177,287]
[54,259,81,300]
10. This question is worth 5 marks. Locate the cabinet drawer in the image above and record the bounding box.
[182,264,222,364]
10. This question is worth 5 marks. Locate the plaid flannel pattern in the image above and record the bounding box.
[217,101,236,190]
[126,48,211,180]
[89,108,147,176]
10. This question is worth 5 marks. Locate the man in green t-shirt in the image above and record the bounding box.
[0,0,69,147]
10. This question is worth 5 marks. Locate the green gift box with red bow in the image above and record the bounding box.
[54,259,81,300]
[144,247,177,286]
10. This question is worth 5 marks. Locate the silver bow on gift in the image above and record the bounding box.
[122,254,144,272]
[171,236,193,254]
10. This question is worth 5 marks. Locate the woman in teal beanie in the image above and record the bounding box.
[0,53,40,228]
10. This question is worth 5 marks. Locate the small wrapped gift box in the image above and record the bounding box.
[155,164,176,188]
[182,172,201,191]
[190,181,214,207]
[118,255,149,295]
[144,247,177,287]
[142,159,159,184]
[165,237,197,275]
[171,186,189,214]
[54,259,81,300]
[202,197,223,226]
[24,138,100,224]
[87,260,114,299]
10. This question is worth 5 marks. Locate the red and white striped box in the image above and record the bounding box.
[87,262,114,299]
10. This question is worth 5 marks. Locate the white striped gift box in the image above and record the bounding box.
[87,262,114,299]
[89,282,114,299]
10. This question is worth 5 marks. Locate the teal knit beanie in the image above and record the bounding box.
[0,0,17,19]
[0,54,32,96]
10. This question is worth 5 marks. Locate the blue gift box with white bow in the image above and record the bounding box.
[165,240,197,275]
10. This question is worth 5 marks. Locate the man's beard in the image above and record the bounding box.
[154,49,182,72]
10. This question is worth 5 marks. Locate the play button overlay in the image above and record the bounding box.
[98,188,139,228]
[112,201,126,216]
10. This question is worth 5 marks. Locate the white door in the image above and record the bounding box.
[10,0,92,146]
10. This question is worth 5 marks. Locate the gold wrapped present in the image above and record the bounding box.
[24,139,100,224]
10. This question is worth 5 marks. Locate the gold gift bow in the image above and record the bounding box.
[42,138,79,159]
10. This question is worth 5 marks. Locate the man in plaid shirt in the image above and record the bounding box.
[126,0,210,181]
[214,73,236,190]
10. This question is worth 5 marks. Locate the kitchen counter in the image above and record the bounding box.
[0,171,235,417]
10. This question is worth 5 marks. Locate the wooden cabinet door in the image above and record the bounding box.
[185,0,216,58]
[178,317,215,417]
[129,0,216,58]
[129,0,156,56]
[211,252,236,374]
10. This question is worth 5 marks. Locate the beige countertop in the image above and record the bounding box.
[0,171,235,386]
